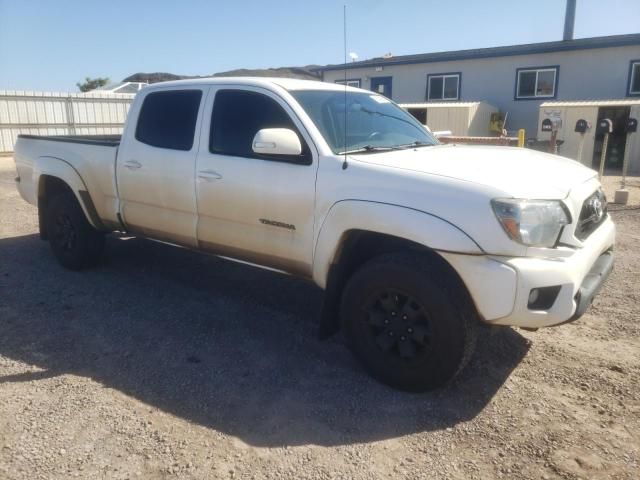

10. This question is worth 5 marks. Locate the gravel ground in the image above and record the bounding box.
[0,156,638,479]
[601,175,640,207]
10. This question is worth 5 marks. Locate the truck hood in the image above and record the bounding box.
[353,144,597,199]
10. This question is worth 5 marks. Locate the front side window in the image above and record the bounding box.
[427,73,460,101]
[516,67,558,99]
[290,90,437,154]
[335,79,361,88]
[135,90,202,150]
[210,89,310,164]
[629,61,640,96]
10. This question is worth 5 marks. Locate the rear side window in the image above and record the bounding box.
[210,89,310,164]
[135,90,202,151]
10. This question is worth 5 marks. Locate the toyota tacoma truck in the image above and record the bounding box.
[13,78,615,391]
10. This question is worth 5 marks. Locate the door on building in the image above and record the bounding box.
[370,77,393,99]
[593,106,630,172]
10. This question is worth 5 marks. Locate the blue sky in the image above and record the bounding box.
[1,0,639,92]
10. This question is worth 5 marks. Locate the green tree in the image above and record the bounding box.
[76,77,110,92]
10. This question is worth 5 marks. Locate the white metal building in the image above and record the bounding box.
[399,101,498,136]
[320,33,640,139]
[537,99,640,174]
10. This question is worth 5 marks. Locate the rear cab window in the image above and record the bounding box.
[210,89,311,164]
[135,90,203,150]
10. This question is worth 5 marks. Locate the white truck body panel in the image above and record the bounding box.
[14,137,120,228]
[194,84,320,275]
[355,144,595,199]
[116,85,205,248]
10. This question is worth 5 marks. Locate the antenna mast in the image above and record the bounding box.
[342,4,348,170]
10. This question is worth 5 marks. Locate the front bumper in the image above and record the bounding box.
[440,216,615,329]
[568,250,614,323]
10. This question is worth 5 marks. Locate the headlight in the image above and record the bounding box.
[491,199,570,247]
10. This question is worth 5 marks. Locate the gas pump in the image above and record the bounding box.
[596,118,613,180]
[574,119,590,164]
[614,117,638,204]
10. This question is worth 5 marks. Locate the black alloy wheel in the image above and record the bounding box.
[52,211,78,252]
[363,289,431,361]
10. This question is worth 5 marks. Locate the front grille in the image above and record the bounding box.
[575,189,607,240]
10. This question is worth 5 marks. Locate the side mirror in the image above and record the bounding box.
[252,128,302,156]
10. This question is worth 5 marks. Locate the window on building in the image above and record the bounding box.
[335,79,361,88]
[515,67,558,99]
[629,61,640,96]
[210,89,310,164]
[427,73,460,101]
[135,90,202,151]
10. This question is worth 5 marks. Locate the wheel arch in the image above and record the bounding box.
[314,200,483,338]
[313,200,482,289]
[35,156,104,238]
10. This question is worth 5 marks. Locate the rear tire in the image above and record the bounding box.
[46,193,105,270]
[340,252,477,392]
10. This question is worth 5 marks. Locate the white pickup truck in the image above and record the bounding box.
[13,78,615,391]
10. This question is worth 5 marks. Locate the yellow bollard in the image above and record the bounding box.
[517,129,526,148]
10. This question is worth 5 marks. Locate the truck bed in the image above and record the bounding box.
[17,134,121,147]
[14,133,122,228]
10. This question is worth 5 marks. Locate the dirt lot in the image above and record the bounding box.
[0,156,638,479]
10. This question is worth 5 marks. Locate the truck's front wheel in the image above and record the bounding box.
[340,252,477,392]
[46,193,105,270]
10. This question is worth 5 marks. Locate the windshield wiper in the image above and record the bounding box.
[395,140,436,149]
[341,141,435,154]
[338,144,403,155]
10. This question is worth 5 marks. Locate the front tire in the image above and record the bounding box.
[46,193,105,270]
[340,252,477,392]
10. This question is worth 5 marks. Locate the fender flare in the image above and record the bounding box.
[312,200,483,288]
[34,156,105,230]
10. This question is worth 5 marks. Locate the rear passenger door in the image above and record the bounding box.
[195,87,318,276]
[117,88,205,247]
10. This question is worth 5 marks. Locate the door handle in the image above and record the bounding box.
[124,160,142,170]
[197,169,223,181]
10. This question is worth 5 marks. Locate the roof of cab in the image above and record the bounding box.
[143,77,362,93]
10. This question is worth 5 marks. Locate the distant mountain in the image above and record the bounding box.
[123,66,321,84]
[122,72,187,83]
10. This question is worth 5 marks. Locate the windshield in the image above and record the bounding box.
[290,90,437,154]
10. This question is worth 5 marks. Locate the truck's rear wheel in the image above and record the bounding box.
[340,252,477,392]
[46,193,105,270]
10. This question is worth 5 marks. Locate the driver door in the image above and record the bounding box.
[194,87,318,276]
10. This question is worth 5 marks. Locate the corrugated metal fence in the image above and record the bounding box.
[0,90,135,153]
